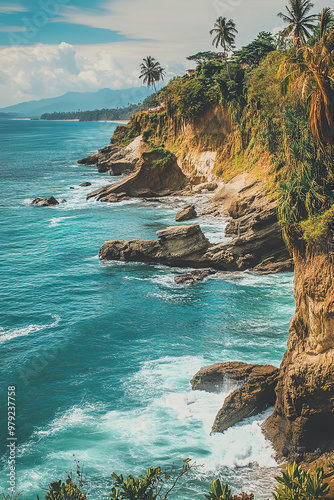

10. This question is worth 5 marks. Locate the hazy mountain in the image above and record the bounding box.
[0,87,153,118]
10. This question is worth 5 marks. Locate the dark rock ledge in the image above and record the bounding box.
[99,220,292,273]
[191,362,279,433]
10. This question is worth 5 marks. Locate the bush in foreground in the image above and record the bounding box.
[1,461,334,500]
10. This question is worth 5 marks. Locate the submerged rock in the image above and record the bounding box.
[79,182,92,187]
[174,268,216,285]
[32,196,59,206]
[191,362,279,433]
[88,150,188,201]
[175,205,197,222]
[100,193,131,203]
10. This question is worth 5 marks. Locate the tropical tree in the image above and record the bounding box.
[237,31,276,66]
[209,16,238,55]
[186,51,217,65]
[210,16,238,79]
[139,56,165,95]
[278,0,318,48]
[280,27,334,148]
[319,7,334,38]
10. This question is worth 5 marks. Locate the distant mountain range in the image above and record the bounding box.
[0,87,153,118]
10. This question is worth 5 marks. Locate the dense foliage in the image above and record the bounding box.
[159,76,222,120]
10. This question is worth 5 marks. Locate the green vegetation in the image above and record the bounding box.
[160,76,222,120]
[278,0,318,48]
[273,462,334,500]
[209,17,238,54]
[3,461,333,500]
[237,32,276,66]
[186,51,219,64]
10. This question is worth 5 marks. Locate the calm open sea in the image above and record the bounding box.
[0,119,295,499]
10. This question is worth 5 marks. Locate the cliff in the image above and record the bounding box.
[264,240,334,463]
[79,51,334,464]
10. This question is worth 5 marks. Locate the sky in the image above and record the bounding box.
[0,0,326,107]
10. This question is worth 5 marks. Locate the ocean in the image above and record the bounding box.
[0,119,295,499]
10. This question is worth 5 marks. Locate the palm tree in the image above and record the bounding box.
[210,17,238,79]
[319,7,334,39]
[139,56,165,95]
[278,0,318,48]
[210,16,238,56]
[281,28,334,148]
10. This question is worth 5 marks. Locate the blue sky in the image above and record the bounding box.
[0,0,327,106]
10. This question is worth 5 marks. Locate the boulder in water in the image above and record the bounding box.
[32,196,59,206]
[175,205,197,222]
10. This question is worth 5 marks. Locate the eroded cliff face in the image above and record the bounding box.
[264,242,334,461]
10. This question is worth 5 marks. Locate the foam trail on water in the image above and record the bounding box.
[0,314,61,343]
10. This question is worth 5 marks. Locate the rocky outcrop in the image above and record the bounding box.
[213,175,293,274]
[175,205,197,222]
[174,268,216,285]
[87,150,189,201]
[96,168,292,273]
[264,243,334,462]
[191,362,279,433]
[78,136,142,174]
[212,367,278,433]
[99,225,211,268]
[32,196,59,206]
[79,182,92,187]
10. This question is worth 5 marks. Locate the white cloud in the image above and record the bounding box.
[0,4,27,13]
[0,42,150,107]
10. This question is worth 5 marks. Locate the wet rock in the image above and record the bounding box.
[61,199,67,203]
[79,182,92,187]
[100,224,211,268]
[32,196,59,206]
[99,192,132,203]
[175,205,197,222]
[211,366,279,433]
[174,268,216,285]
[77,152,100,165]
[191,362,279,433]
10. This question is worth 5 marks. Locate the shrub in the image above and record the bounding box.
[109,459,193,500]
[44,474,86,500]
[272,462,334,500]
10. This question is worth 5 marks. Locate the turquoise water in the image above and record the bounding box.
[0,119,295,499]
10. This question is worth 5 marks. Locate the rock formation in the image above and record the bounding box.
[264,243,334,462]
[175,205,197,222]
[87,150,189,201]
[77,136,142,174]
[99,225,211,268]
[191,362,279,433]
[32,196,59,206]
